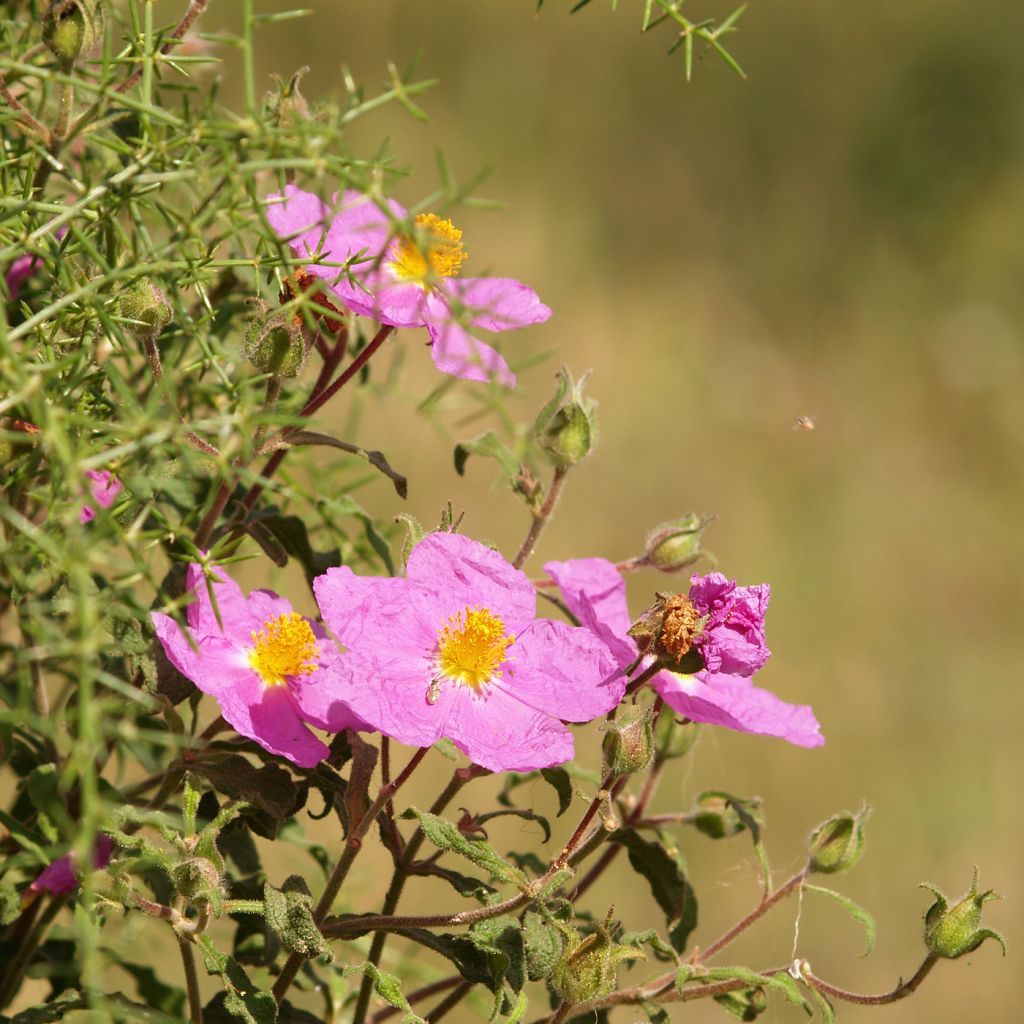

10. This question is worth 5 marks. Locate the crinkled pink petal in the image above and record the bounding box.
[29,855,78,896]
[654,670,824,748]
[690,572,771,677]
[315,566,431,653]
[502,619,624,722]
[334,274,432,328]
[543,558,636,666]
[265,185,338,265]
[440,277,552,333]
[426,317,516,387]
[151,611,201,679]
[5,227,68,301]
[406,532,536,632]
[444,683,574,772]
[184,563,251,642]
[79,469,123,524]
[290,633,372,734]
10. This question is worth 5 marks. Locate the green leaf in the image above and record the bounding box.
[640,1002,670,1024]
[608,829,697,951]
[0,881,23,926]
[540,767,573,817]
[189,754,309,825]
[183,773,202,836]
[679,967,812,1018]
[116,960,187,1017]
[340,962,427,1024]
[6,989,87,1023]
[454,431,520,479]
[405,860,497,903]
[256,513,341,586]
[804,883,876,956]
[264,875,329,959]
[808,985,836,1024]
[523,910,564,981]
[401,809,528,888]
[281,429,407,498]
[475,807,552,844]
[197,934,277,1024]
[26,764,65,843]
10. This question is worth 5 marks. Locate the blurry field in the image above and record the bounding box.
[181,1,1023,1020]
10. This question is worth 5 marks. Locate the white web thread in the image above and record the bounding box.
[790,873,807,962]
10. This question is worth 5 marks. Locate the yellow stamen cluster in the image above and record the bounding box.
[391,213,467,283]
[436,606,514,691]
[249,612,320,687]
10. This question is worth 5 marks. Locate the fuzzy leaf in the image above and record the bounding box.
[804,883,876,957]
[402,808,528,888]
[523,910,564,981]
[608,829,697,951]
[190,755,308,826]
[340,962,427,1024]
[454,431,521,479]
[264,876,329,959]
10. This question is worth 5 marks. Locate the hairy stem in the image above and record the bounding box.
[512,464,569,570]
[177,934,204,1024]
[272,746,428,1004]
[800,955,939,1005]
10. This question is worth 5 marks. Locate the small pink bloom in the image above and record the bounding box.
[5,227,68,301]
[28,834,114,898]
[79,469,123,524]
[152,564,366,767]
[266,185,551,387]
[313,533,624,772]
[545,559,823,748]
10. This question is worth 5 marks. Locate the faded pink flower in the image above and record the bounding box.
[313,533,624,772]
[545,559,823,748]
[79,469,123,524]
[266,185,551,387]
[5,227,68,301]
[28,834,113,899]
[152,564,366,767]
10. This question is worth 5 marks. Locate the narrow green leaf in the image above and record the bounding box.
[804,883,876,956]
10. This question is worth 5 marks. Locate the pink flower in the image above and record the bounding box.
[28,834,113,899]
[79,469,123,524]
[152,564,366,767]
[313,533,624,772]
[266,185,551,387]
[5,227,68,301]
[545,559,823,748]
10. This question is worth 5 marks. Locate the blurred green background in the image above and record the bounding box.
[208,1,1021,1019]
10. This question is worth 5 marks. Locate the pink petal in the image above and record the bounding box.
[333,274,431,328]
[151,610,200,679]
[265,185,337,264]
[440,277,552,333]
[543,557,637,666]
[29,856,78,896]
[502,619,625,722]
[184,563,251,643]
[406,533,536,632]
[425,315,516,386]
[290,636,373,734]
[444,684,574,772]
[654,671,824,748]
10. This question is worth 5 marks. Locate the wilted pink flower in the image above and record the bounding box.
[5,227,68,301]
[79,469,123,524]
[266,185,551,387]
[313,533,624,772]
[27,834,113,900]
[545,559,823,748]
[152,564,366,767]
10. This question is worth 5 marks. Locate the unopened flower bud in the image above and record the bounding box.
[644,514,712,573]
[808,803,869,874]
[602,706,654,777]
[268,67,312,129]
[552,914,644,1004]
[692,793,746,840]
[172,856,222,900]
[922,868,1006,960]
[118,281,172,340]
[42,0,104,66]
[535,367,597,468]
[654,705,701,759]
[628,592,706,672]
[245,309,308,378]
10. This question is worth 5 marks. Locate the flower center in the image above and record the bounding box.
[249,612,320,687]
[436,606,514,691]
[390,213,467,283]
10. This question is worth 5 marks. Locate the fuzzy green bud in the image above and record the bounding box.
[653,705,701,759]
[118,281,172,339]
[644,514,712,573]
[602,706,655,777]
[552,915,644,1004]
[922,868,1006,960]
[245,310,307,378]
[172,856,222,901]
[42,0,104,66]
[535,367,597,468]
[691,794,745,840]
[808,803,869,874]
